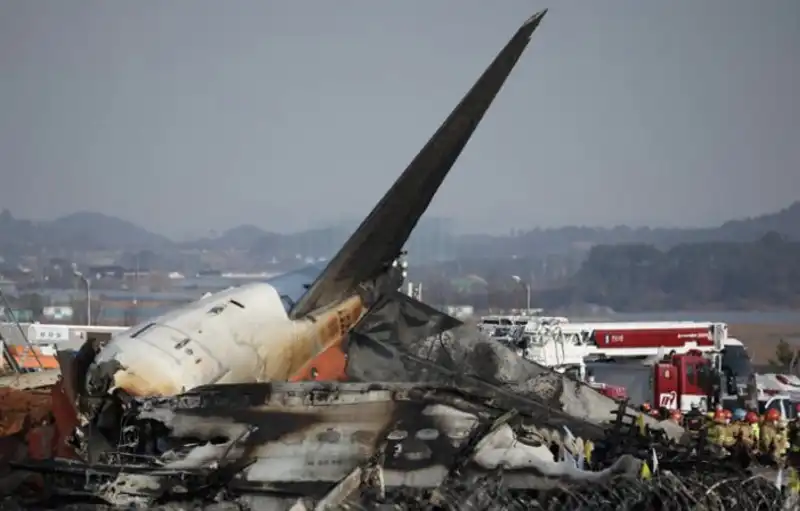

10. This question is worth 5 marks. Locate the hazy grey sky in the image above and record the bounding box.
[1,1,798,239]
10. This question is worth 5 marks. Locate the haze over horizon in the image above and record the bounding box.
[1,1,798,239]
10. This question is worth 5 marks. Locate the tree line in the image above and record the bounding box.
[418,232,800,313]
[563,232,800,312]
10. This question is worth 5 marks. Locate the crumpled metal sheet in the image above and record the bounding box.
[15,381,642,507]
[0,387,52,438]
[7,379,794,510]
[346,318,685,441]
[2,472,785,510]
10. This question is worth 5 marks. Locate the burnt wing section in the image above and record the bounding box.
[354,290,463,346]
[289,10,548,319]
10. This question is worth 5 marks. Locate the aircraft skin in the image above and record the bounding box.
[89,275,363,396]
[82,10,548,400]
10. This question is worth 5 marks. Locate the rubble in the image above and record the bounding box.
[0,387,52,438]
[3,369,792,510]
[0,383,680,506]
[346,305,685,441]
[0,308,790,510]
[13,382,624,505]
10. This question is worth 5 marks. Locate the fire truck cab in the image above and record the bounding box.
[653,351,714,412]
[653,351,792,417]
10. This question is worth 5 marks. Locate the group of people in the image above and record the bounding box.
[638,401,800,466]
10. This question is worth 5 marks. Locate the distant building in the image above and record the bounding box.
[42,305,73,321]
[0,308,33,323]
[444,305,475,319]
[0,279,18,296]
[89,265,126,279]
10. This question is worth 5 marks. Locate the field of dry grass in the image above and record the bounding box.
[730,323,800,364]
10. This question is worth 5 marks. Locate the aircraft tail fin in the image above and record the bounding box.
[289,10,548,319]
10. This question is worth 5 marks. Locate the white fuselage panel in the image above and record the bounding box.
[90,282,298,396]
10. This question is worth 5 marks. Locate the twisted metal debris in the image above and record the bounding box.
[0,474,787,511]
[357,472,788,511]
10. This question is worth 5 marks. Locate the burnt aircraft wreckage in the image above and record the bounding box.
[4,9,791,510]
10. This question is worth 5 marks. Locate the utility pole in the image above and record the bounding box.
[510,275,531,314]
[72,266,91,325]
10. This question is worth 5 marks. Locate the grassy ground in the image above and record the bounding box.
[730,323,800,364]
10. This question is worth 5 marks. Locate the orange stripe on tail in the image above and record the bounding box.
[288,336,349,382]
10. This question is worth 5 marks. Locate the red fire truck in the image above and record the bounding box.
[652,352,792,416]
[653,351,713,411]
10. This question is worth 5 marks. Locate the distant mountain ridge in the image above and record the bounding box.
[179,224,268,251]
[1,201,799,262]
[0,209,172,253]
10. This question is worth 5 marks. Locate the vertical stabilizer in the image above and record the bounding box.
[290,10,548,319]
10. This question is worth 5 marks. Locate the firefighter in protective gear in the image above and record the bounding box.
[775,417,790,462]
[746,410,760,449]
[727,408,754,449]
[707,409,728,445]
[640,402,652,413]
[760,408,787,464]
[789,404,800,461]
[723,409,733,424]
[684,403,703,431]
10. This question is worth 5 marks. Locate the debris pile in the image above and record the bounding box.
[343,470,786,510]
[0,373,791,510]
[0,307,792,510]
[0,387,52,438]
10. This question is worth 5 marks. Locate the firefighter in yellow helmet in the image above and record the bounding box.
[760,408,787,464]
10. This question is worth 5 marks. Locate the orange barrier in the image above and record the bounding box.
[4,345,59,370]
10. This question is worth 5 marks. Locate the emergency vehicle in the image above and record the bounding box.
[653,351,714,411]
[516,320,753,370]
[749,373,800,403]
[652,351,792,416]
[478,314,567,346]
